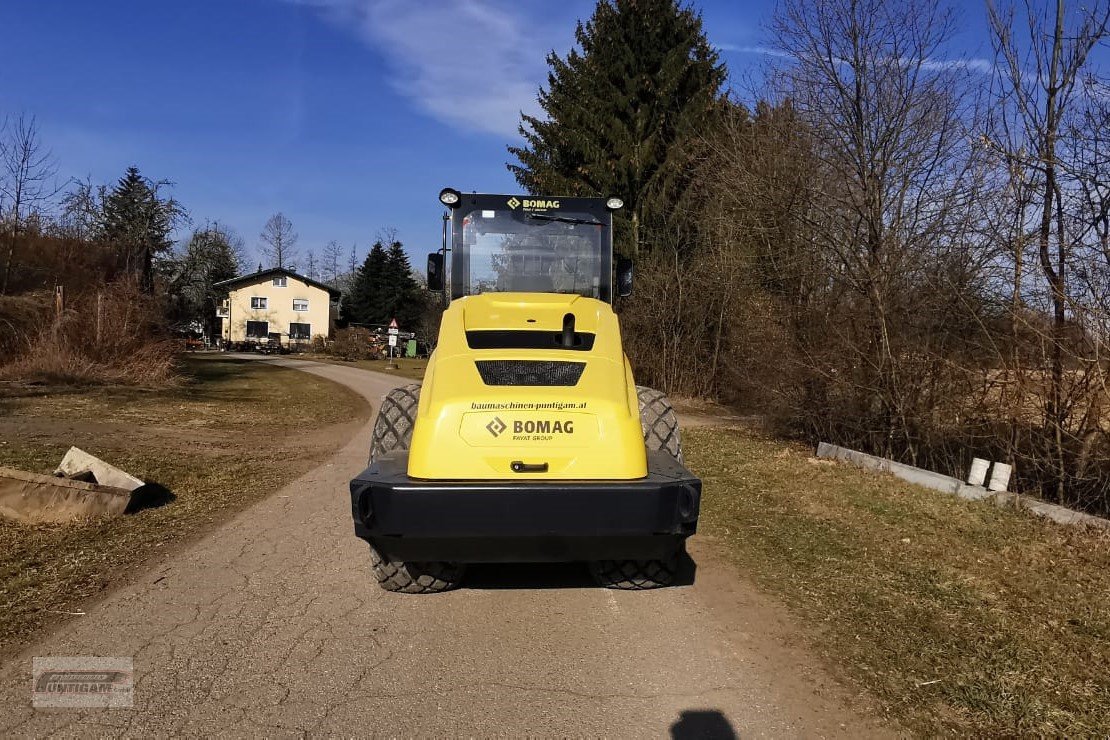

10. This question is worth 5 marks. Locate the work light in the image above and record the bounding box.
[439,188,462,207]
[605,197,624,210]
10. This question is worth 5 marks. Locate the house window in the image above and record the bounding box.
[250,296,267,310]
[273,276,287,287]
[293,299,309,312]
[246,320,269,338]
[289,322,311,340]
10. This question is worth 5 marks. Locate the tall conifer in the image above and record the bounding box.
[507,0,726,254]
[346,241,389,326]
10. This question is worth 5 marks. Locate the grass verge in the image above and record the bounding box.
[686,426,1110,736]
[0,355,369,655]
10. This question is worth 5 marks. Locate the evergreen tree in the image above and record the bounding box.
[382,240,422,329]
[168,224,243,339]
[99,166,183,291]
[507,0,726,254]
[345,241,389,326]
[343,238,424,330]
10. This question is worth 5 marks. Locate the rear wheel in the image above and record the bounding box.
[589,552,679,590]
[636,385,683,464]
[590,385,685,590]
[367,384,464,593]
[370,547,465,594]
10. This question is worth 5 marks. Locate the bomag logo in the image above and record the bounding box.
[513,420,574,434]
[507,197,559,210]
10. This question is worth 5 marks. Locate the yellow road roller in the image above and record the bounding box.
[349,189,701,592]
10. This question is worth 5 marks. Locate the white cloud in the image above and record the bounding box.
[718,42,994,74]
[716,43,792,60]
[285,0,557,137]
[920,58,994,73]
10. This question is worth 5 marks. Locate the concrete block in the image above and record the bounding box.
[55,447,144,492]
[816,441,1110,532]
[967,458,989,486]
[0,466,131,523]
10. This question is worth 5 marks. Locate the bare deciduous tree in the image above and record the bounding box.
[260,212,297,269]
[304,249,317,280]
[768,0,982,457]
[322,239,341,285]
[0,114,60,294]
[987,0,1110,502]
[57,177,105,241]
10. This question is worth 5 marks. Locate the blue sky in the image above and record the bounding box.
[1,0,1005,269]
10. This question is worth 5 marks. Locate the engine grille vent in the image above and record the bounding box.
[466,330,595,351]
[475,360,586,386]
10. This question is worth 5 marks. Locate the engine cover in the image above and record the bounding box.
[407,293,648,480]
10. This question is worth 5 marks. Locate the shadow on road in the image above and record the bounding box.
[464,550,697,590]
[670,709,739,739]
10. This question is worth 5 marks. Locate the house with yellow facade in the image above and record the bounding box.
[215,267,340,348]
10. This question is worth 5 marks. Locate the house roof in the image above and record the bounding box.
[214,267,342,299]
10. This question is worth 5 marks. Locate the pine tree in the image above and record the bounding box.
[382,240,422,329]
[99,166,182,291]
[346,241,389,326]
[507,0,725,255]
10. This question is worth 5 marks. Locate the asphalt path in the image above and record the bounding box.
[0,357,891,737]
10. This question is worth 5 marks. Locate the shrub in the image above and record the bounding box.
[0,281,178,386]
[329,327,372,361]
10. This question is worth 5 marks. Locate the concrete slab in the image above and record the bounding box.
[0,466,132,523]
[54,446,144,491]
[816,442,1110,531]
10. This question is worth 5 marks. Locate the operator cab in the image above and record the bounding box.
[428,189,632,303]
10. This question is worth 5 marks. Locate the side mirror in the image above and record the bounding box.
[427,252,444,292]
[616,257,634,297]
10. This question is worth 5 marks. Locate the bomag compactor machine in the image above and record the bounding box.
[349,189,701,592]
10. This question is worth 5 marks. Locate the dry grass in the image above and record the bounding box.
[0,355,369,655]
[0,284,178,386]
[687,426,1110,736]
[0,336,178,386]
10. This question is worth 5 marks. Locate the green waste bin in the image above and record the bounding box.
[405,339,417,358]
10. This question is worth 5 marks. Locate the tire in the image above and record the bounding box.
[636,385,683,464]
[370,547,465,594]
[589,551,680,590]
[366,383,464,593]
[589,386,685,590]
[369,383,421,464]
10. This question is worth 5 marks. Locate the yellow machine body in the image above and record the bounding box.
[407,292,648,480]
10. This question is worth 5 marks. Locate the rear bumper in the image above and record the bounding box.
[349,450,701,562]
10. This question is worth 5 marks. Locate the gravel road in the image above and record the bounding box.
[0,358,890,737]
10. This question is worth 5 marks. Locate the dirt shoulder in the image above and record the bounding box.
[0,355,370,655]
[687,426,1110,736]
